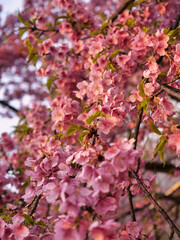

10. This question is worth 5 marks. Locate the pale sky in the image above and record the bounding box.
[0,0,23,134]
[0,0,23,18]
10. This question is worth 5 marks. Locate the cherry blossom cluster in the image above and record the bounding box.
[0,0,180,239]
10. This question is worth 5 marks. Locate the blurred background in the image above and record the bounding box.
[0,0,23,134]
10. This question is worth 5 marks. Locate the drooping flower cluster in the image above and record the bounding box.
[0,0,180,239]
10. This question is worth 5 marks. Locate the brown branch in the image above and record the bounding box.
[109,0,135,23]
[134,108,143,150]
[171,13,180,30]
[130,169,180,238]
[0,100,18,113]
[160,84,180,101]
[126,108,143,223]
[169,230,174,240]
[134,108,143,173]
[127,185,136,221]
[115,203,150,221]
[156,193,180,204]
[29,194,41,216]
[145,162,180,173]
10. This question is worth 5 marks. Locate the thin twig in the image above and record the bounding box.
[171,14,180,30]
[145,162,180,173]
[109,0,135,23]
[134,108,143,173]
[29,194,41,216]
[160,84,180,101]
[115,203,150,221]
[127,185,136,221]
[126,106,143,222]
[130,169,180,238]
[156,193,180,204]
[134,108,143,150]
[169,230,174,240]
[0,100,18,113]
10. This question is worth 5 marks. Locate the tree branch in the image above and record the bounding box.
[171,13,180,30]
[156,193,180,204]
[126,107,143,223]
[134,108,143,150]
[145,162,180,173]
[169,230,174,240]
[109,0,135,23]
[134,108,143,173]
[29,194,41,216]
[127,185,136,221]
[0,100,18,113]
[160,84,180,101]
[130,169,180,238]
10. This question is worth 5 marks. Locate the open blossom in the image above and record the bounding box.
[126,221,142,238]
[88,40,103,57]
[59,22,72,35]
[54,218,81,240]
[154,29,169,56]
[131,31,149,51]
[1,0,180,239]
[0,218,5,238]
[95,196,117,216]
[104,138,140,174]
[168,131,180,158]
[89,220,119,240]
[143,57,160,81]
[174,43,180,62]
[144,83,155,96]
[11,215,29,240]
[43,181,59,203]
[97,116,117,135]
[156,2,166,16]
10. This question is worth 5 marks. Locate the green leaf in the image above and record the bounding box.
[14,121,33,140]
[115,23,123,28]
[167,27,180,45]
[138,79,145,97]
[35,220,48,229]
[164,28,170,35]
[138,98,149,115]
[154,136,167,165]
[78,131,88,144]
[109,50,121,61]
[167,26,180,38]
[92,48,106,63]
[19,27,27,38]
[22,176,31,193]
[27,51,38,67]
[149,121,162,135]
[86,111,105,124]
[18,12,25,24]
[107,62,115,71]
[26,39,32,50]
[126,18,136,27]
[168,38,177,45]
[142,26,150,33]
[131,0,149,7]
[24,19,33,26]
[66,124,88,137]
[100,22,109,31]
[91,30,98,37]
[46,77,56,91]
[0,213,12,221]
[21,214,34,225]
[99,12,107,22]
